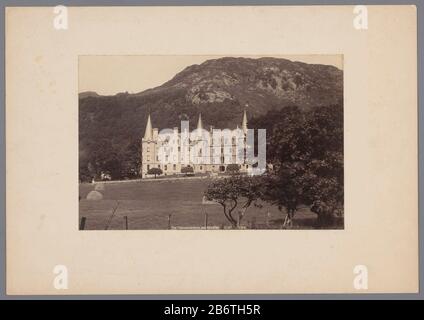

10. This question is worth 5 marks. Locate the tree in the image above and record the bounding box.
[304,151,344,227]
[119,139,142,179]
[259,106,310,227]
[204,175,263,228]
[103,156,121,180]
[267,106,309,164]
[181,166,194,175]
[302,106,344,227]
[262,163,309,228]
[147,167,163,178]
[79,161,92,183]
[226,164,240,174]
[262,104,344,228]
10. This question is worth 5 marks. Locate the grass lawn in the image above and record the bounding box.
[79,177,321,230]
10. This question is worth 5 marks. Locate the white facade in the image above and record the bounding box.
[141,111,251,178]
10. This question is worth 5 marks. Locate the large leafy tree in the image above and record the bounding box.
[79,137,142,182]
[262,163,310,227]
[119,139,142,179]
[303,105,343,226]
[262,104,344,227]
[304,151,344,227]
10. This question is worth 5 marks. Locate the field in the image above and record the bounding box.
[79,177,319,230]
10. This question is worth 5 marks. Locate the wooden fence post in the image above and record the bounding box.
[79,216,86,230]
[204,211,208,230]
[266,211,270,228]
[168,214,172,230]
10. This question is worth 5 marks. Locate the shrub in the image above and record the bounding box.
[147,167,163,178]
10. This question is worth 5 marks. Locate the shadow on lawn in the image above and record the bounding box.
[265,215,344,230]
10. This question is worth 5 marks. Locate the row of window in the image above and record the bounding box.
[146,164,177,171]
[146,136,246,146]
[146,154,244,163]
[146,164,250,171]
[146,146,182,153]
[146,146,244,155]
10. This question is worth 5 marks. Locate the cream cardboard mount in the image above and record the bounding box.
[5,5,418,294]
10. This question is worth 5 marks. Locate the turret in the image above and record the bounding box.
[144,114,153,140]
[197,113,203,131]
[242,109,248,134]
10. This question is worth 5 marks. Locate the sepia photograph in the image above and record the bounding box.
[5,4,419,296]
[78,55,344,230]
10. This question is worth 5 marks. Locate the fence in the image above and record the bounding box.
[79,210,294,230]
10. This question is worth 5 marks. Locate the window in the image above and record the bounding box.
[147,165,150,171]
[158,164,161,169]
[147,147,150,152]
[164,165,167,171]
[147,156,150,162]
[173,164,176,170]
[200,165,203,170]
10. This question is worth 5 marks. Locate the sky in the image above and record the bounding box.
[79,55,343,96]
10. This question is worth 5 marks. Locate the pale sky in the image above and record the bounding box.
[79,55,343,96]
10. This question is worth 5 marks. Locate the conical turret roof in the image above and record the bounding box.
[144,114,153,140]
[242,109,248,134]
[197,113,203,131]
